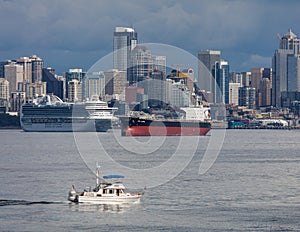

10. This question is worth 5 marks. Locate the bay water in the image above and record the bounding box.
[0,129,299,231]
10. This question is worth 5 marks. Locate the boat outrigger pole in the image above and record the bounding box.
[96,162,101,186]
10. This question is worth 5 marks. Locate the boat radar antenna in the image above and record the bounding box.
[96,162,101,186]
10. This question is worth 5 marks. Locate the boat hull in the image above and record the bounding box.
[77,195,141,204]
[120,117,211,136]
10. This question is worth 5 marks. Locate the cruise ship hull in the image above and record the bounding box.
[120,117,211,136]
[21,119,112,132]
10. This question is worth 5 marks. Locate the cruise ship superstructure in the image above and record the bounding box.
[20,95,117,132]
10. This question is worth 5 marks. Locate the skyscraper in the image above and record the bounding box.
[198,50,221,93]
[212,60,230,104]
[17,57,32,84]
[239,87,256,109]
[84,72,105,100]
[42,68,64,100]
[113,27,137,83]
[272,29,300,107]
[30,55,44,83]
[130,45,152,84]
[4,63,23,96]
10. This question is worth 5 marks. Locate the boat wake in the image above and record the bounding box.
[0,199,64,207]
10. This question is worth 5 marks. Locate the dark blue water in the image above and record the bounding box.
[0,129,299,231]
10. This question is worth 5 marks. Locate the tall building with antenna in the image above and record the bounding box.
[272,29,300,107]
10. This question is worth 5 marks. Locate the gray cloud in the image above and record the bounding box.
[0,0,299,73]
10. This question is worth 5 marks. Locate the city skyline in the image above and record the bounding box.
[0,0,299,74]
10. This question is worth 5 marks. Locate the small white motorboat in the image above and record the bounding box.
[68,166,143,204]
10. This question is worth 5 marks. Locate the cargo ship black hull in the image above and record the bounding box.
[120,116,211,136]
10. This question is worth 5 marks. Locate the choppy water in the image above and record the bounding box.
[0,129,299,231]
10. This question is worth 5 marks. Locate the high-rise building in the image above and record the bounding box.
[230,72,243,87]
[67,79,82,102]
[238,86,256,109]
[241,72,251,87]
[104,69,127,99]
[141,70,166,107]
[229,82,240,105]
[17,57,32,84]
[113,27,137,82]
[272,49,293,107]
[0,60,11,78]
[64,69,86,100]
[212,60,230,104]
[84,72,105,100]
[0,78,9,108]
[10,91,26,112]
[129,45,152,84]
[261,78,272,106]
[42,68,64,100]
[4,63,23,96]
[287,54,300,92]
[25,82,47,99]
[198,50,221,93]
[272,29,300,107]
[30,55,44,83]
[251,68,264,107]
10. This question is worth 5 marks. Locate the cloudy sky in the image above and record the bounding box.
[0,0,299,74]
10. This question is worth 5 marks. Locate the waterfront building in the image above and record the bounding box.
[113,27,137,83]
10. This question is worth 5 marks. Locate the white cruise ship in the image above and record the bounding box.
[20,94,118,132]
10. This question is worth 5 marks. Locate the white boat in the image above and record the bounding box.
[68,167,143,204]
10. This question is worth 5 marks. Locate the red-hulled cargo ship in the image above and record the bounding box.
[120,107,211,136]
